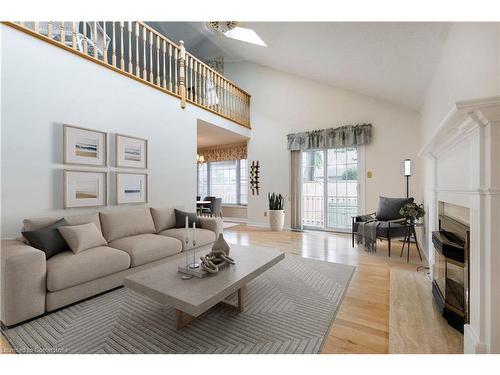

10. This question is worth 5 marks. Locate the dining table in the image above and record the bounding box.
[196,200,211,214]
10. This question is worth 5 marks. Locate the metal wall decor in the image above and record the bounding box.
[250,160,260,195]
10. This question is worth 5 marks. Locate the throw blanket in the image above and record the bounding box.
[357,220,379,252]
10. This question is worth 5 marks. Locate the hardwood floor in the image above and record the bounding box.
[222,225,427,354]
[1,224,432,354]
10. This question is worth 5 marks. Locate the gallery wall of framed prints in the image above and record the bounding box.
[115,134,148,169]
[116,172,148,205]
[63,170,107,208]
[63,125,107,167]
[62,124,149,208]
[115,133,148,205]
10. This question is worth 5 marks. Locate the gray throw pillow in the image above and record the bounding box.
[375,196,414,221]
[22,218,70,259]
[174,209,200,229]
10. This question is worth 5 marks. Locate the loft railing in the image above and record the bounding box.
[3,21,251,128]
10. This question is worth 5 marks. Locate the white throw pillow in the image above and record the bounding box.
[58,223,107,254]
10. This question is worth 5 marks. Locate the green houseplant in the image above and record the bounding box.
[268,192,285,231]
[399,202,425,223]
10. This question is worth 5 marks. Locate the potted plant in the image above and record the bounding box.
[268,192,285,231]
[399,202,425,223]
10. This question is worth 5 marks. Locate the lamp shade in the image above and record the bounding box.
[403,159,412,176]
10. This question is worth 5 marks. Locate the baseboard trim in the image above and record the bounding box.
[245,220,291,231]
[223,217,248,224]
[464,324,488,353]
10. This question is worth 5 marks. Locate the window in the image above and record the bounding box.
[197,159,248,205]
[301,147,359,230]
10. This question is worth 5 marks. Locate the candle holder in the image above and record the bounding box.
[181,237,193,280]
[189,239,200,269]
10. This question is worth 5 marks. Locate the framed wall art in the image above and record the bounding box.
[116,172,148,204]
[63,170,107,208]
[63,124,107,167]
[115,134,148,169]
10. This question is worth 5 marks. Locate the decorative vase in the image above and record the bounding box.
[268,210,285,231]
[212,233,230,255]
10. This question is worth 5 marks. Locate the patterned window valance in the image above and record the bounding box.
[287,123,373,151]
[198,142,247,163]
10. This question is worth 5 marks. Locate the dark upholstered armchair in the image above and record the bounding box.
[352,196,414,257]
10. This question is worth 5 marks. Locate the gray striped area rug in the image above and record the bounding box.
[2,255,355,354]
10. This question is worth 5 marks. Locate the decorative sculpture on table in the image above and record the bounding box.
[250,160,260,195]
[200,234,235,274]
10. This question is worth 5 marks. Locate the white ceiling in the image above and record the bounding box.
[148,22,451,110]
[197,119,249,149]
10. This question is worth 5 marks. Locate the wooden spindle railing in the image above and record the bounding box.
[3,21,251,128]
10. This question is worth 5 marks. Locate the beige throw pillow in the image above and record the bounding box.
[58,223,107,254]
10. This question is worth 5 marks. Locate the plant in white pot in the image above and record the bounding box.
[268,192,285,231]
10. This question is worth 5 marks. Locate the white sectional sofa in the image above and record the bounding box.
[0,206,222,326]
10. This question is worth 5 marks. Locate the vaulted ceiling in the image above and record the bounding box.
[148,22,450,110]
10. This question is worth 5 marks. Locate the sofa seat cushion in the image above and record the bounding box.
[109,234,182,267]
[46,246,130,292]
[353,221,407,239]
[160,228,216,251]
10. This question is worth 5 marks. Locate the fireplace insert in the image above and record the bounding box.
[431,214,469,333]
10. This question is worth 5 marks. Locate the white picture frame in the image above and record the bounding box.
[63,124,107,167]
[116,172,148,205]
[115,133,148,169]
[64,170,107,208]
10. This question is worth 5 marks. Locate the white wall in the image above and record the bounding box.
[0,25,239,238]
[419,22,500,257]
[420,23,500,145]
[225,61,421,227]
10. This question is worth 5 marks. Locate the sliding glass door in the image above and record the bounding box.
[301,147,359,231]
[301,150,325,228]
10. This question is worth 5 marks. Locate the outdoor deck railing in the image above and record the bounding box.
[4,21,251,128]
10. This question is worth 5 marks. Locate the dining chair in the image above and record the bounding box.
[202,197,222,218]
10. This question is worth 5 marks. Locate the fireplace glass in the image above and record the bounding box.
[433,250,446,299]
[431,213,469,332]
[446,261,465,315]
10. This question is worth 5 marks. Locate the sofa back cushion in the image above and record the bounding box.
[23,212,102,233]
[23,217,59,232]
[150,206,183,233]
[64,213,102,233]
[99,208,156,242]
[375,196,414,221]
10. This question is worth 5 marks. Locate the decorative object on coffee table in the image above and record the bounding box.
[189,221,200,269]
[181,216,193,280]
[268,192,285,231]
[200,233,235,274]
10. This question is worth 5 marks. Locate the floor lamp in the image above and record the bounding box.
[403,159,412,198]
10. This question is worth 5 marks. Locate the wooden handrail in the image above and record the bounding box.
[2,21,251,128]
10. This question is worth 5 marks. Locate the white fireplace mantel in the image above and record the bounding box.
[419,96,500,354]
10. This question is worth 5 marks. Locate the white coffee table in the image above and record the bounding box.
[123,244,284,329]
